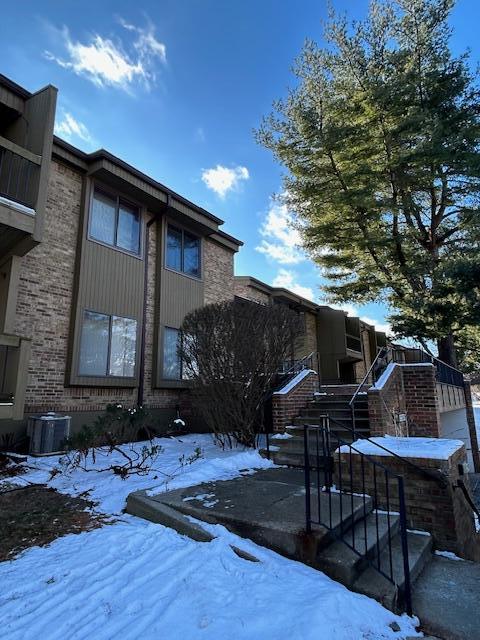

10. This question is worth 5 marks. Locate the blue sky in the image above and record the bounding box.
[1,0,479,334]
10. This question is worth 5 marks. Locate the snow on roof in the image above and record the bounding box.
[339,435,464,460]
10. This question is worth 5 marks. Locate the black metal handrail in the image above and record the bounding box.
[303,419,412,615]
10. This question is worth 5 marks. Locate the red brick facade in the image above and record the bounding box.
[272,371,318,432]
[368,364,441,438]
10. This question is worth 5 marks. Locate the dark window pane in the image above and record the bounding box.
[117,202,140,253]
[79,311,109,376]
[90,190,116,246]
[109,316,137,377]
[166,226,182,271]
[163,327,181,379]
[184,231,200,277]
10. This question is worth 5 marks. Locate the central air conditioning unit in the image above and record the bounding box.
[27,412,71,455]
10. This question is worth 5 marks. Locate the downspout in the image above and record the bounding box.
[137,214,157,407]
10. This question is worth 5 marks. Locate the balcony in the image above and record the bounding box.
[0,335,31,420]
[0,80,57,260]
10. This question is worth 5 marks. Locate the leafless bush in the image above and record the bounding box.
[179,299,302,448]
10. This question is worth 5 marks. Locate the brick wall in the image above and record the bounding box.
[368,364,441,438]
[335,443,480,560]
[11,159,232,423]
[203,238,235,305]
[272,370,318,432]
[233,280,271,305]
[294,311,317,360]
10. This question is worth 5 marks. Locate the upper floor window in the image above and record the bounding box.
[90,188,140,255]
[78,310,137,378]
[166,224,200,278]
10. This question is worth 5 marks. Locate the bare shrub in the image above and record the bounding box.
[179,299,302,448]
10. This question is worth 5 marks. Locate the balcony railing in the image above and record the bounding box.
[346,333,362,353]
[0,136,41,211]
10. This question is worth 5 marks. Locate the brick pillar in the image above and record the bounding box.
[464,381,480,472]
[402,364,441,437]
[272,370,318,432]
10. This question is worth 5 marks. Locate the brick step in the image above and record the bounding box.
[316,511,400,587]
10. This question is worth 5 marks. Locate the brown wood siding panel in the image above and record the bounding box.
[68,179,145,386]
[101,160,167,203]
[0,86,24,113]
[160,268,204,327]
[154,217,204,385]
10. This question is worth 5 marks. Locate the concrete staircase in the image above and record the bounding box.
[314,499,433,612]
[264,388,370,467]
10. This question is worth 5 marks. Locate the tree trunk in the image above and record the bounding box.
[437,333,458,368]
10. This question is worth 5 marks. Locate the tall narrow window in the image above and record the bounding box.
[109,316,137,377]
[165,224,200,277]
[184,231,200,277]
[78,311,110,376]
[166,226,182,272]
[78,310,137,377]
[89,188,141,255]
[90,191,116,246]
[163,327,182,379]
[117,202,140,253]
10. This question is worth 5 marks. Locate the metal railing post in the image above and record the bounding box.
[304,425,312,534]
[398,477,413,616]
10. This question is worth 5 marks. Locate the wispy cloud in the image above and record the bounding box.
[201,164,249,198]
[54,111,94,147]
[45,18,166,92]
[272,269,314,301]
[194,126,206,143]
[256,199,305,265]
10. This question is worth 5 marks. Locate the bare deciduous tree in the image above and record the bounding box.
[179,299,302,448]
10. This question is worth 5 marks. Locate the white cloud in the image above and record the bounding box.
[54,111,94,146]
[272,269,314,301]
[194,126,205,143]
[256,200,305,265]
[201,165,249,198]
[45,19,166,91]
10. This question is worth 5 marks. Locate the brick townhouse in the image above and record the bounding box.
[0,74,242,443]
[2,72,476,468]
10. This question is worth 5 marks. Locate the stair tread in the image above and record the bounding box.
[316,511,400,586]
[352,530,432,608]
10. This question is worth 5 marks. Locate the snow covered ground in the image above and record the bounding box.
[0,434,421,639]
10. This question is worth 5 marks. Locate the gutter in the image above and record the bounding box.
[137,214,157,407]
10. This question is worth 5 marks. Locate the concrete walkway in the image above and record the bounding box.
[413,555,480,640]
[126,467,480,640]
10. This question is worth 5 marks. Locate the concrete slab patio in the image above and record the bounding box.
[413,555,480,640]
[126,467,369,566]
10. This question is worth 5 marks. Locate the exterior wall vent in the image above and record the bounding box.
[27,412,71,455]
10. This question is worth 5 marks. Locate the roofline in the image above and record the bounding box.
[0,73,32,99]
[214,229,243,247]
[53,137,224,226]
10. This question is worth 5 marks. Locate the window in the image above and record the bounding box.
[163,327,182,379]
[79,310,137,377]
[165,225,200,277]
[90,188,140,255]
